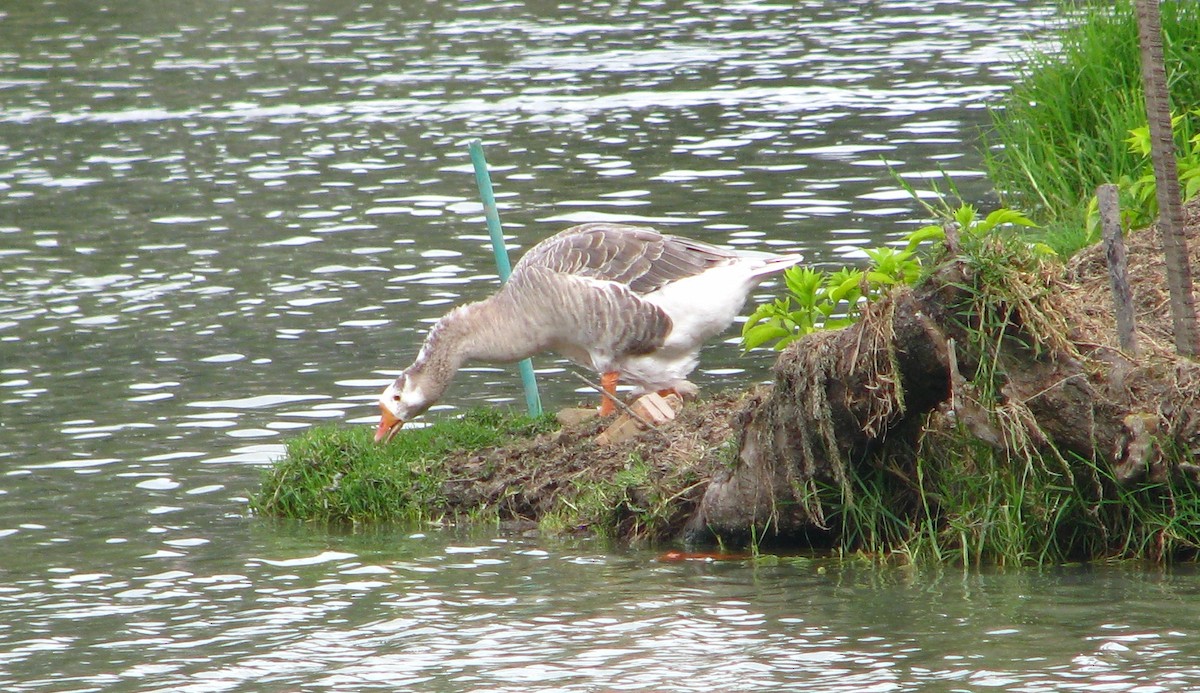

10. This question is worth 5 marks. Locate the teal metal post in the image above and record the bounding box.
[467,139,543,417]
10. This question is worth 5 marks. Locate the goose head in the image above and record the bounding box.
[374,370,435,443]
[374,305,477,442]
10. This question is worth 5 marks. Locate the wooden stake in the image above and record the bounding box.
[1097,184,1138,355]
[1136,0,1200,356]
[942,221,960,256]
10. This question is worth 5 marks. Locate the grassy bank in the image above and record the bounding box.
[983,0,1200,251]
[252,409,557,524]
[826,436,1200,566]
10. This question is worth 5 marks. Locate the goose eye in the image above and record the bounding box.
[393,394,401,402]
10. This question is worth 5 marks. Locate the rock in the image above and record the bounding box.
[556,407,599,427]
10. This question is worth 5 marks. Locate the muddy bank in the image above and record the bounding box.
[465,199,1200,560]
[686,200,1200,558]
[444,390,746,540]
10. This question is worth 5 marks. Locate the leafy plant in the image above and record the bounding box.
[1065,109,1200,253]
[741,204,1037,351]
[1116,108,1200,225]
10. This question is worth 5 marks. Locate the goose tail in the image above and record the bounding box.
[748,252,804,278]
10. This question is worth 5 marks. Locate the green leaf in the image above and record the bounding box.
[784,267,823,310]
[823,316,856,330]
[980,208,1037,232]
[787,309,816,329]
[904,225,945,252]
[953,203,978,230]
[1127,125,1152,156]
[773,334,801,351]
[784,266,821,293]
[741,304,776,333]
[828,273,864,304]
[1030,242,1058,257]
[863,246,894,264]
[742,322,793,351]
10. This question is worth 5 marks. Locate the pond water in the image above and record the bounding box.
[4,0,1200,690]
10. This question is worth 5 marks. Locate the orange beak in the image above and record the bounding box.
[374,404,404,443]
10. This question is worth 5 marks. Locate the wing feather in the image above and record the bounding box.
[513,223,736,295]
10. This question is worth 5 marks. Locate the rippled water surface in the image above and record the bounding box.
[6,0,1200,690]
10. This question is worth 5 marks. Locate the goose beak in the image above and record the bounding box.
[375,405,404,443]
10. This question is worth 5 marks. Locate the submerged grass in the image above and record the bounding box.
[983,0,1200,248]
[252,408,556,524]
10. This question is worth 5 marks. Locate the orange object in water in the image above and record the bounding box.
[658,550,753,562]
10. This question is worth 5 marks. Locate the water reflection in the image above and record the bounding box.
[4,529,1200,691]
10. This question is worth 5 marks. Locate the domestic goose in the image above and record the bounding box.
[374,222,803,442]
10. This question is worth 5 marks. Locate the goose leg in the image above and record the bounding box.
[599,371,619,416]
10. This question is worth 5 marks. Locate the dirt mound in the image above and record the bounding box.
[1064,198,1200,457]
[442,388,752,538]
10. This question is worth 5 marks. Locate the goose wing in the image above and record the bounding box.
[502,264,672,365]
[514,223,736,295]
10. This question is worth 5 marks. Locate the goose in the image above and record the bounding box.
[374,222,803,442]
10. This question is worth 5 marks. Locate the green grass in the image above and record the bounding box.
[983,0,1200,249]
[251,408,556,524]
[810,414,1200,566]
[918,444,1200,565]
[538,452,712,543]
